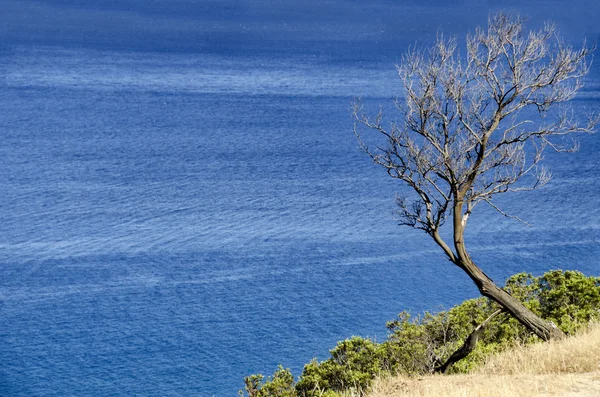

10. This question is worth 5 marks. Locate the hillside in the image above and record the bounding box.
[368,324,600,397]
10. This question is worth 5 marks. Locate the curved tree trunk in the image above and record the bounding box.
[450,202,565,341]
[457,257,564,341]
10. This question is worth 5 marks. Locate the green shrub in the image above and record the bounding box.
[242,270,600,396]
[506,270,600,334]
[295,337,383,396]
[240,366,296,397]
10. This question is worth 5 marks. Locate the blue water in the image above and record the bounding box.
[1,2,600,396]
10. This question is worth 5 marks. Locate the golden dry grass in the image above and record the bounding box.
[368,323,600,397]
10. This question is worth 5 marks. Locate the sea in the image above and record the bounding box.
[1,1,599,396]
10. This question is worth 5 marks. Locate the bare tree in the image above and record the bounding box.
[353,13,597,341]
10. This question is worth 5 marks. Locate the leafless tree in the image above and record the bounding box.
[353,13,597,341]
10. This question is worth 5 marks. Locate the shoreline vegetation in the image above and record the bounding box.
[240,270,600,397]
[369,323,600,397]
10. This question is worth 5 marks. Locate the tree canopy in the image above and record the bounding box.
[353,13,597,341]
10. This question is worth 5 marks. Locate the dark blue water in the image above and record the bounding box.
[1,2,600,396]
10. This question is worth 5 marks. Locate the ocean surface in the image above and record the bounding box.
[1,2,600,396]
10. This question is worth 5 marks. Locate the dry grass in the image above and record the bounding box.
[477,323,600,376]
[368,323,600,397]
[368,372,600,397]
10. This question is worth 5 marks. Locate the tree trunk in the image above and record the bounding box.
[434,309,503,374]
[457,257,564,341]
[449,200,564,341]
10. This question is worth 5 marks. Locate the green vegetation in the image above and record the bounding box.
[239,270,600,397]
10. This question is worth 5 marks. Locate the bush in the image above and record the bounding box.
[240,366,296,397]
[240,270,600,396]
[295,337,383,396]
[506,270,600,334]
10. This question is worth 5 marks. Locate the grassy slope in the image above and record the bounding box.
[368,324,600,397]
